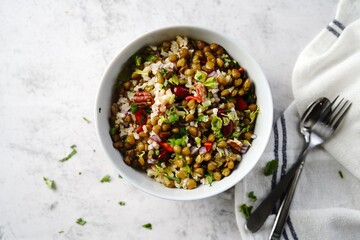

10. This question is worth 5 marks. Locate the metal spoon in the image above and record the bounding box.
[245,97,331,233]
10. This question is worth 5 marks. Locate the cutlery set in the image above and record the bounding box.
[245,96,352,240]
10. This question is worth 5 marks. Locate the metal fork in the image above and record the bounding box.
[269,96,352,240]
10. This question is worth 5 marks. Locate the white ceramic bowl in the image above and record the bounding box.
[95,26,273,200]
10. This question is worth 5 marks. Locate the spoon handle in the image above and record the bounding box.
[245,146,310,232]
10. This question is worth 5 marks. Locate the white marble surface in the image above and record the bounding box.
[0,0,338,239]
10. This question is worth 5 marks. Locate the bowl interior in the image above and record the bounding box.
[95,26,273,200]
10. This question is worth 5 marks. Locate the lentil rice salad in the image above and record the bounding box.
[109,36,259,190]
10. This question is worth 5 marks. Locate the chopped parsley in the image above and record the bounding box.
[76,218,87,226]
[239,204,253,219]
[142,223,152,230]
[100,175,111,183]
[109,127,117,135]
[338,170,344,179]
[168,76,179,85]
[82,117,91,123]
[118,201,126,206]
[59,145,77,162]
[130,102,139,114]
[263,159,279,176]
[118,174,123,179]
[98,107,101,113]
[197,114,209,123]
[248,191,257,202]
[43,177,56,189]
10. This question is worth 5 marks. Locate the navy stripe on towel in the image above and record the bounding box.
[287,217,299,240]
[280,114,288,179]
[333,19,345,30]
[271,122,279,214]
[327,25,340,37]
[280,114,298,240]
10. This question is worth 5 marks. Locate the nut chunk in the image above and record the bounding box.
[133,91,153,106]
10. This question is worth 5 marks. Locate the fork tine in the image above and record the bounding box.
[320,95,339,123]
[330,99,352,129]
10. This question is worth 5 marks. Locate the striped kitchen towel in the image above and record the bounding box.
[235,0,360,239]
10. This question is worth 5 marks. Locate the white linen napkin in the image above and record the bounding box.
[235,0,360,239]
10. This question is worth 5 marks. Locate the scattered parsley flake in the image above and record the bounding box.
[118,174,123,179]
[59,145,77,162]
[76,218,87,226]
[338,170,344,179]
[98,107,101,113]
[205,173,213,186]
[263,159,279,176]
[142,223,152,230]
[118,201,126,206]
[239,204,253,219]
[248,191,257,202]
[58,230,64,234]
[82,117,91,123]
[146,54,156,63]
[100,175,111,183]
[43,177,56,189]
[135,55,142,66]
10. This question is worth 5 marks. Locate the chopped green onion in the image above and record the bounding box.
[203,76,217,88]
[100,175,111,183]
[239,204,253,219]
[165,175,180,182]
[43,177,56,189]
[82,117,91,123]
[263,159,279,176]
[146,54,156,63]
[168,76,179,85]
[211,115,223,137]
[118,201,126,206]
[135,55,142,66]
[197,114,209,123]
[194,70,207,81]
[59,145,77,162]
[205,172,213,186]
[76,218,87,226]
[134,69,148,75]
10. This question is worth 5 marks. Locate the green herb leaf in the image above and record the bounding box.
[100,175,111,183]
[211,115,223,137]
[76,218,87,226]
[165,175,180,182]
[146,54,156,63]
[165,114,179,124]
[135,55,142,66]
[142,223,152,230]
[159,68,167,76]
[203,76,217,89]
[168,76,179,85]
[248,191,257,202]
[59,145,77,162]
[338,170,344,179]
[205,172,213,186]
[130,102,139,114]
[239,204,253,219]
[197,114,209,123]
[263,159,279,176]
[109,127,117,136]
[43,177,56,189]
[118,201,126,206]
[118,174,123,179]
[134,69,148,75]
[194,70,207,81]
[82,117,91,123]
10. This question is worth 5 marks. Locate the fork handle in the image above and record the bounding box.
[269,161,305,240]
[245,146,310,232]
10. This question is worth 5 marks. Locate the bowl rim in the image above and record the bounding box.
[95,25,273,200]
